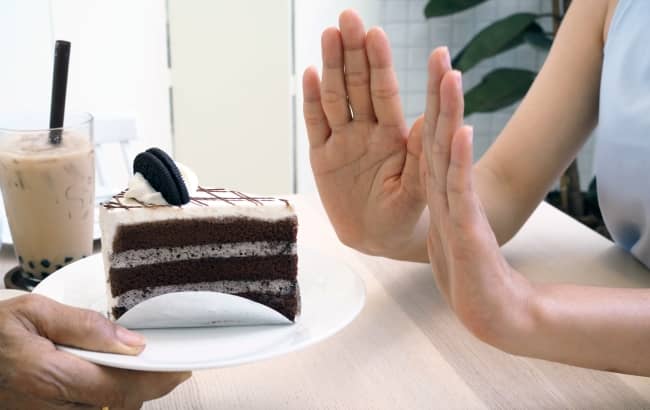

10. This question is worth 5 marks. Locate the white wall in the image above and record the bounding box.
[168,0,293,194]
[0,1,52,115]
[385,0,551,157]
[0,0,172,190]
[294,0,381,193]
[383,0,595,189]
[49,0,171,154]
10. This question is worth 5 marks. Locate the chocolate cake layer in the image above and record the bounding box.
[112,216,298,253]
[109,254,298,296]
[111,291,300,321]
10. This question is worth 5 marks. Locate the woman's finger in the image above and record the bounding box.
[423,138,452,298]
[321,27,352,129]
[447,125,480,229]
[423,48,455,222]
[432,70,464,211]
[401,115,425,200]
[423,47,452,160]
[427,222,450,300]
[366,27,406,130]
[339,9,374,121]
[303,66,331,148]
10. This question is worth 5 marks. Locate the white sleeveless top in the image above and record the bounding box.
[594,0,650,266]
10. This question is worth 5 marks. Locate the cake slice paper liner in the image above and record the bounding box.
[115,291,293,329]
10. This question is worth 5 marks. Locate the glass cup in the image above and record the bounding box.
[0,112,95,286]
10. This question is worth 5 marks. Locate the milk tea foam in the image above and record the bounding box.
[0,131,94,278]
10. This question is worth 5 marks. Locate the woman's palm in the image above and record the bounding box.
[303,11,425,255]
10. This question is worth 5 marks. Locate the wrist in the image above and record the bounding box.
[359,208,430,262]
[473,270,539,355]
[363,234,429,262]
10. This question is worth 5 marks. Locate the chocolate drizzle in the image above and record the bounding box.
[103,187,290,210]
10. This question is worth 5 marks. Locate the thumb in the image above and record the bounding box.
[407,114,425,156]
[13,294,145,355]
[402,114,426,200]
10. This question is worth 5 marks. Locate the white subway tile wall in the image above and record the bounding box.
[381,0,596,189]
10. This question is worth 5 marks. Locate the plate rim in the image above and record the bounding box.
[35,247,366,371]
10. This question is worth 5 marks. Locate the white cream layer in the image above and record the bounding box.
[110,241,297,269]
[112,279,296,311]
[99,188,296,316]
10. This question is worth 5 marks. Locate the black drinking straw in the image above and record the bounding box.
[49,40,71,145]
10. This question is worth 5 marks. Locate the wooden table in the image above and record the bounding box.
[3,195,650,408]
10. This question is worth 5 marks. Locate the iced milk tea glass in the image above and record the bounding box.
[0,112,94,286]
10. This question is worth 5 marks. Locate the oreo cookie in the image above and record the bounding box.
[146,147,190,204]
[133,148,190,206]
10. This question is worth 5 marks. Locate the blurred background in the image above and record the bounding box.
[0,0,592,197]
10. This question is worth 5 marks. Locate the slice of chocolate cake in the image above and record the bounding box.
[99,149,299,323]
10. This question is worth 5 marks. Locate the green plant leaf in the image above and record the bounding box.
[424,0,489,17]
[464,68,536,116]
[524,24,553,50]
[452,13,538,72]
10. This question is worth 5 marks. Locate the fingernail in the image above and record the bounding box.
[443,46,451,67]
[116,326,146,347]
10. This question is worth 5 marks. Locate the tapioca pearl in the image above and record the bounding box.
[28,261,35,269]
[41,259,51,268]
[41,272,49,278]
[64,256,73,263]
[26,270,41,279]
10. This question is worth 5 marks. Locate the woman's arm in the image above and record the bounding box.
[475,0,614,245]
[511,284,650,375]
[419,0,650,375]
[305,0,614,262]
[387,0,615,262]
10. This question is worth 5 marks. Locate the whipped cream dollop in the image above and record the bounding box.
[125,161,199,206]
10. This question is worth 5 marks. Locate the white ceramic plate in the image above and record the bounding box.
[32,247,366,371]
